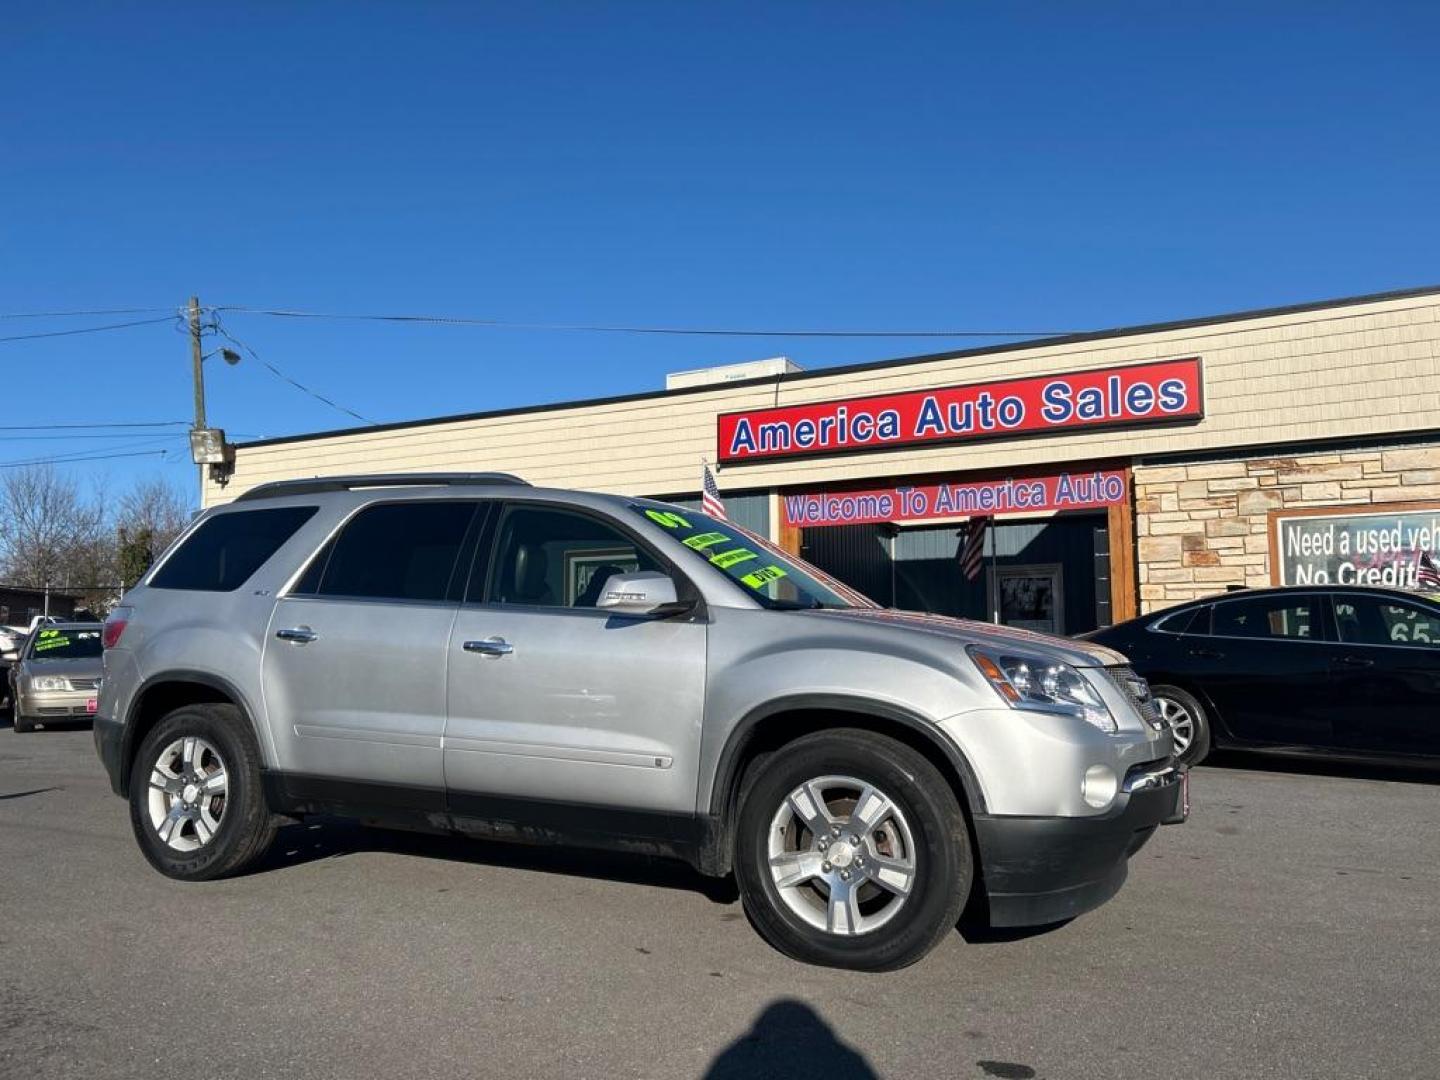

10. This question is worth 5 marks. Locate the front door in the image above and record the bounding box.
[444,503,706,820]
[1192,592,1339,748]
[1328,592,1440,757]
[260,499,479,796]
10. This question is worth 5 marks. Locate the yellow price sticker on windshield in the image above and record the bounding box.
[741,565,788,589]
[645,509,691,529]
[35,636,71,652]
[710,548,759,570]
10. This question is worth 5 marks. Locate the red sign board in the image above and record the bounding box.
[781,469,1129,527]
[718,357,1203,464]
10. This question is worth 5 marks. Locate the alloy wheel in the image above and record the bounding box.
[766,774,917,936]
[1157,696,1195,756]
[146,736,229,852]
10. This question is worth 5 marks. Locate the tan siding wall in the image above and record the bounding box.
[205,293,1440,507]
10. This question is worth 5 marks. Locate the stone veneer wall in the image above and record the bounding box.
[1133,443,1440,611]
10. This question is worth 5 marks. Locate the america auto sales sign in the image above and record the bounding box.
[717,357,1204,464]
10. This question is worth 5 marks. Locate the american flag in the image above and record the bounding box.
[959,514,991,581]
[1418,550,1440,591]
[701,462,727,519]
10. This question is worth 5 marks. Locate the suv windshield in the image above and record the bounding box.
[27,626,103,659]
[631,503,871,610]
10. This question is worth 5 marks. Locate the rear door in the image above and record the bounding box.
[1191,592,1339,748]
[443,501,707,818]
[1328,592,1440,757]
[261,499,479,796]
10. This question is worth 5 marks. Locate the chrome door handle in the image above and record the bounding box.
[463,637,513,657]
[276,626,317,644]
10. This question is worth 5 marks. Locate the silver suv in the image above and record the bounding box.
[94,473,1184,970]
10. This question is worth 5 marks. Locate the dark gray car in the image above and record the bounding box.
[93,473,1185,970]
[11,622,104,733]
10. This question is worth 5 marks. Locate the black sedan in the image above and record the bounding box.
[1083,585,1440,767]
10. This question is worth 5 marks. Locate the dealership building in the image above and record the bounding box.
[204,285,1440,635]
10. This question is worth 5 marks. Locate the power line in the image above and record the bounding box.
[209,316,375,425]
[0,433,182,442]
[0,307,174,319]
[0,316,176,345]
[0,421,188,431]
[0,446,174,469]
[217,305,1081,340]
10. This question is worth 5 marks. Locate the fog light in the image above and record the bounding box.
[1082,765,1118,810]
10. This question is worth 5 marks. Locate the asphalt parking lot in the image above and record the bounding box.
[2,723,1437,1080]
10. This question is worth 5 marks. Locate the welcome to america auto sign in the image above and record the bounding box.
[717,357,1204,464]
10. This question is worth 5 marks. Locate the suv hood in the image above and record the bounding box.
[811,608,1127,668]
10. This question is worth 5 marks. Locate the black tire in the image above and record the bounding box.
[13,714,34,733]
[1152,684,1211,766]
[734,728,972,971]
[127,703,277,881]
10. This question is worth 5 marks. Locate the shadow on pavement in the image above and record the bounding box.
[704,999,878,1079]
[1204,750,1440,786]
[257,814,741,903]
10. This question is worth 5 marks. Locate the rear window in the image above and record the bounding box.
[150,506,317,592]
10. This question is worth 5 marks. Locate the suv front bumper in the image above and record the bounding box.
[974,762,1186,927]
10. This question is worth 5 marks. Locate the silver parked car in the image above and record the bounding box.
[94,473,1184,970]
[11,622,104,733]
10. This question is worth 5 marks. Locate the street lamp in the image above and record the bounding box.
[187,348,242,485]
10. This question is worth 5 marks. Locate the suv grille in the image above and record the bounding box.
[1105,666,1163,731]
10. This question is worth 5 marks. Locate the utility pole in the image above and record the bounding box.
[188,296,207,501]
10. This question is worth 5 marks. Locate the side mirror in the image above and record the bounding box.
[595,571,692,618]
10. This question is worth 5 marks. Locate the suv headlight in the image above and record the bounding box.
[30,675,69,691]
[967,646,1116,733]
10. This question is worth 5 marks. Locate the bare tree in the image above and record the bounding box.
[0,465,108,591]
[114,476,194,589]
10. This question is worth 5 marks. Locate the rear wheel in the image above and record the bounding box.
[128,703,277,880]
[1152,685,1211,765]
[735,728,972,971]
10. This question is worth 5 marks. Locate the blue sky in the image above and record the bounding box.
[3,2,1437,502]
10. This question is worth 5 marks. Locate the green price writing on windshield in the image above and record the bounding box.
[709,548,759,570]
[645,510,691,529]
[741,565,789,589]
[682,532,729,551]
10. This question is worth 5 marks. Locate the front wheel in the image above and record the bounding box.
[128,703,277,880]
[1152,685,1211,766]
[735,729,973,971]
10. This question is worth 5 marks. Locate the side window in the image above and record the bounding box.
[150,506,317,592]
[1153,607,1203,634]
[1212,595,1321,640]
[313,501,476,602]
[482,506,660,608]
[1333,596,1440,649]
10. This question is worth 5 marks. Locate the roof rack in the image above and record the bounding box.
[234,472,531,502]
